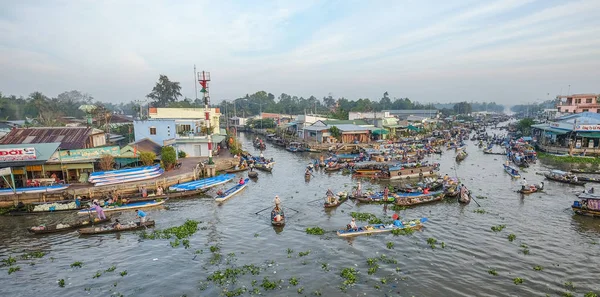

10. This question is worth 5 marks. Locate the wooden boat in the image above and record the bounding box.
[324,164,343,172]
[503,164,521,179]
[77,199,167,215]
[0,184,70,196]
[28,217,111,234]
[254,163,273,172]
[455,152,468,162]
[286,142,304,152]
[386,164,439,180]
[544,170,585,186]
[78,221,155,235]
[517,182,544,194]
[225,167,249,173]
[324,195,348,208]
[336,218,427,237]
[8,201,88,216]
[571,169,600,174]
[395,193,444,206]
[458,191,471,204]
[572,195,600,217]
[271,207,285,226]
[577,176,600,183]
[215,180,249,202]
[356,196,396,203]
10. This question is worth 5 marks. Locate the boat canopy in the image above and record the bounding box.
[551,170,568,175]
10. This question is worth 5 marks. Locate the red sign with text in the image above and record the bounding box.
[0,148,37,162]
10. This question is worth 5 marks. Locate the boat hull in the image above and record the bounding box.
[77,199,167,215]
[215,182,248,202]
[337,220,424,237]
[0,185,70,196]
[28,218,111,234]
[78,221,155,235]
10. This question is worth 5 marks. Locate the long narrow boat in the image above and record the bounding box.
[88,165,160,182]
[455,152,468,162]
[215,179,249,202]
[571,169,600,174]
[77,199,167,215]
[336,218,427,237]
[324,164,344,172]
[78,221,155,235]
[544,170,585,186]
[395,193,445,206]
[93,169,164,187]
[324,196,348,208]
[28,217,111,234]
[122,188,207,203]
[169,174,235,191]
[254,164,273,173]
[8,201,88,216]
[225,167,249,173]
[503,164,521,179]
[0,184,70,196]
[577,176,600,183]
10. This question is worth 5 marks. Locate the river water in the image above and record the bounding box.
[1,131,599,297]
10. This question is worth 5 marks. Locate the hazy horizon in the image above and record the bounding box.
[1,0,599,105]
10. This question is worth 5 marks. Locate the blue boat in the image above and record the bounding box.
[0,184,70,196]
[215,179,249,202]
[286,142,304,152]
[88,165,160,182]
[337,218,428,237]
[503,164,521,178]
[78,199,167,215]
[169,174,235,191]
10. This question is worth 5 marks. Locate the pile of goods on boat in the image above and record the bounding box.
[32,201,81,212]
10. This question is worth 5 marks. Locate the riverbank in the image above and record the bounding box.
[537,152,600,165]
[0,154,238,208]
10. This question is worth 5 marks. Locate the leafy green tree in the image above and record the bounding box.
[147,75,182,107]
[139,151,156,166]
[379,92,392,110]
[329,126,341,141]
[517,118,535,136]
[161,146,177,169]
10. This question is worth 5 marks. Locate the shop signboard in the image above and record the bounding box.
[48,146,120,162]
[576,125,600,132]
[0,148,37,162]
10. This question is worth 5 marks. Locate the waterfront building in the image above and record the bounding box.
[302,120,371,143]
[532,112,600,155]
[556,94,600,114]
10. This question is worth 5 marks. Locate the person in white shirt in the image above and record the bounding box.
[521,178,527,190]
[273,195,281,207]
[349,217,358,231]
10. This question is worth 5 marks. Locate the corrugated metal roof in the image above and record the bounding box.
[0,127,92,150]
[130,138,162,155]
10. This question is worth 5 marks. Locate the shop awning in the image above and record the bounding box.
[0,142,61,168]
[578,132,600,138]
[531,124,569,135]
[372,129,389,135]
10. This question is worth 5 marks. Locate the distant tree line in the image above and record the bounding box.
[0,74,508,126]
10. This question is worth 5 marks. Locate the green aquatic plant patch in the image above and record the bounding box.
[305,227,325,235]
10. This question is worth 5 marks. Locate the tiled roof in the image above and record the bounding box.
[0,127,92,150]
[130,138,162,155]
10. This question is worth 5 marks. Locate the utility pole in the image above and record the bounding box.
[198,70,213,165]
[194,65,198,107]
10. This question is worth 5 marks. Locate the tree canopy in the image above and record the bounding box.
[146,74,182,107]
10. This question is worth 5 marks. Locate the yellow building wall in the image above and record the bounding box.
[150,108,221,135]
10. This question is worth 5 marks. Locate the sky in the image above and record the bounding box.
[1,0,599,106]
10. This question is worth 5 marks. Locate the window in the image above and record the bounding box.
[597,109,600,113]
[587,98,593,103]
[176,124,191,134]
[583,109,589,112]
[150,127,156,135]
[576,99,581,104]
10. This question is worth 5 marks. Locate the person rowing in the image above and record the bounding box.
[392,213,404,228]
[136,209,147,223]
[239,177,245,185]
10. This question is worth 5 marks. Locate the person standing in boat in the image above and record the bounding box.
[274,195,281,208]
[141,186,148,198]
[355,182,362,197]
[136,209,147,223]
[520,178,527,190]
[383,186,389,200]
[91,201,106,220]
[156,186,163,196]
